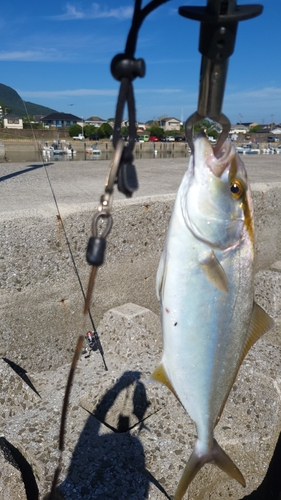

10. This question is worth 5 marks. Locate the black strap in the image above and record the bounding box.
[110,0,169,195]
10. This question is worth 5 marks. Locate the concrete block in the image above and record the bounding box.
[0,300,280,499]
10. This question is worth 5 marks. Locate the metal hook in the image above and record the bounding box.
[105,138,124,195]
[98,138,124,214]
[92,210,113,239]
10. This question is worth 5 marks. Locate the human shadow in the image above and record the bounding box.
[57,370,170,500]
[0,163,53,182]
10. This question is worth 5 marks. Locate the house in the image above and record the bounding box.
[136,122,146,131]
[271,127,281,135]
[34,115,45,123]
[157,117,181,131]
[42,112,81,128]
[120,119,144,129]
[3,113,23,129]
[85,116,107,127]
[230,124,249,134]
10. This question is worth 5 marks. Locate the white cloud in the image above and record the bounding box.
[135,88,182,94]
[51,3,134,21]
[0,50,60,61]
[19,89,118,98]
[223,86,281,123]
[226,87,281,100]
[19,87,182,99]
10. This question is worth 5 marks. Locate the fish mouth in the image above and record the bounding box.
[194,132,234,178]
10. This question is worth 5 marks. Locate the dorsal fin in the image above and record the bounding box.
[199,251,229,295]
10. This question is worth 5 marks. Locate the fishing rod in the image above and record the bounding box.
[21,102,108,370]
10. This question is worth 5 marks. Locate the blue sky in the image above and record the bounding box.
[0,0,280,125]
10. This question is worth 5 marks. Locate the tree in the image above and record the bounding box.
[98,122,113,138]
[249,125,260,133]
[84,125,98,138]
[69,124,82,138]
[147,121,164,138]
[194,119,219,138]
[0,101,11,115]
[121,125,129,137]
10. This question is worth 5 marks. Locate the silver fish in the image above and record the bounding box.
[152,133,274,499]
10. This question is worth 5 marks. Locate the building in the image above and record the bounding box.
[85,116,107,127]
[230,124,249,134]
[157,117,182,131]
[42,113,81,128]
[119,119,145,130]
[3,113,23,129]
[271,127,281,135]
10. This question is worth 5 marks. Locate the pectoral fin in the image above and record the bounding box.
[156,252,167,300]
[241,302,274,361]
[199,251,229,294]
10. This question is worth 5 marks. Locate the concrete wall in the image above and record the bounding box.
[1,184,281,373]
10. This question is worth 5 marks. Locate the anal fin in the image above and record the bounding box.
[150,363,179,401]
[241,301,274,361]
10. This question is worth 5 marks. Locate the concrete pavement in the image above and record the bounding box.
[0,156,281,499]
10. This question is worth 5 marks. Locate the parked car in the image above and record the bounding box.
[149,136,159,142]
[166,136,175,142]
[175,136,183,142]
[159,136,166,142]
[72,134,85,140]
[267,136,279,143]
[139,135,149,142]
[207,136,216,143]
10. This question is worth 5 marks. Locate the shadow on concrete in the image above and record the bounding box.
[0,163,53,182]
[240,432,281,499]
[0,437,39,500]
[58,371,171,500]
[2,357,41,398]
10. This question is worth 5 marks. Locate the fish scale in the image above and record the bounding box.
[152,134,274,500]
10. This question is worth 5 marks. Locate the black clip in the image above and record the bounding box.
[117,162,139,197]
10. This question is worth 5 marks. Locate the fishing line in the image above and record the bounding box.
[21,100,108,370]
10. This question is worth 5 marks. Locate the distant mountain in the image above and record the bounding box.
[0,83,57,117]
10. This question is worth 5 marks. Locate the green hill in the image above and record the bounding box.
[0,83,57,117]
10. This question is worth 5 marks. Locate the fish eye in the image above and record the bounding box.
[230,180,244,199]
